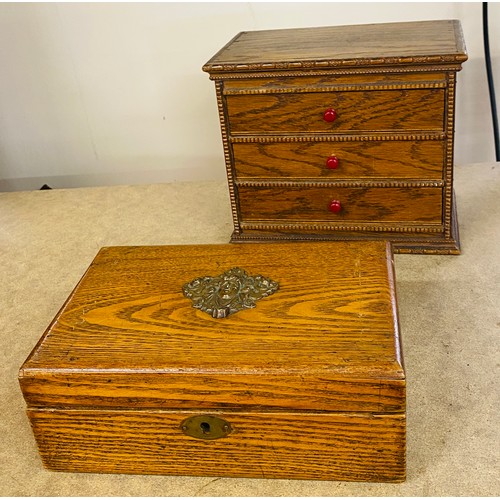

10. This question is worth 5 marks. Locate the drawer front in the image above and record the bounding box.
[226,89,445,134]
[238,186,442,223]
[233,140,444,179]
[29,409,405,482]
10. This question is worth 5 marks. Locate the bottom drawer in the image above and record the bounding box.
[28,409,405,482]
[238,185,442,223]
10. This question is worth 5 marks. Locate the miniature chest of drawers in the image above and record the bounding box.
[19,241,405,482]
[203,20,467,254]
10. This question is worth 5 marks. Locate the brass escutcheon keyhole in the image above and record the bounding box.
[181,415,232,440]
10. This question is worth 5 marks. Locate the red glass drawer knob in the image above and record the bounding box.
[329,200,342,213]
[326,156,339,169]
[323,108,338,122]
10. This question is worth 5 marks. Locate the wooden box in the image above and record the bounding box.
[19,241,405,482]
[203,20,468,254]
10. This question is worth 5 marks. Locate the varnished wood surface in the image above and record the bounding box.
[237,186,442,223]
[203,20,466,72]
[233,193,461,255]
[226,89,445,134]
[28,408,406,482]
[204,22,465,253]
[223,72,448,92]
[204,21,466,253]
[20,242,404,412]
[5,165,499,494]
[20,371,405,412]
[232,140,444,179]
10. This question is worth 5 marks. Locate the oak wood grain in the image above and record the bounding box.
[226,89,445,134]
[28,408,406,482]
[232,140,444,179]
[203,21,466,254]
[20,242,404,413]
[203,20,466,72]
[237,186,442,223]
[20,242,406,480]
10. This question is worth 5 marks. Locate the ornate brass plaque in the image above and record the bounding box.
[182,267,279,318]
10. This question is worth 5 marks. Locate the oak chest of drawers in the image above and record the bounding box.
[203,20,467,254]
[19,241,405,482]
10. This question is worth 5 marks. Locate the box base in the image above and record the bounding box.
[231,192,460,255]
[28,408,406,482]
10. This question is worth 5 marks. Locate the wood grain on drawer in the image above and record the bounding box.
[233,140,444,179]
[28,409,405,482]
[238,186,442,223]
[226,89,445,133]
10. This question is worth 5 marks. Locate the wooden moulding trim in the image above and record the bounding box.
[443,72,456,237]
[223,82,448,95]
[203,56,467,75]
[239,222,443,233]
[235,179,445,188]
[207,65,464,80]
[231,232,460,254]
[230,133,446,143]
[393,246,459,255]
[215,81,241,233]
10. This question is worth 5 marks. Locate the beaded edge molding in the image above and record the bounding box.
[239,222,444,234]
[230,133,446,143]
[444,73,456,238]
[205,64,465,80]
[236,179,445,188]
[215,80,241,234]
[203,55,467,75]
[223,82,447,95]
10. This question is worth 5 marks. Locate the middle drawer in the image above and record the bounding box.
[232,140,444,179]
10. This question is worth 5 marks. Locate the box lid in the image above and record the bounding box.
[19,241,404,413]
[203,20,467,75]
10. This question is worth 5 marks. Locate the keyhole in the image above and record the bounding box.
[200,422,211,434]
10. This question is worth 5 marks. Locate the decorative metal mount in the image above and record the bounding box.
[182,267,279,319]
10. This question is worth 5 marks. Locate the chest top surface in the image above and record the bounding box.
[203,20,467,73]
[20,241,404,411]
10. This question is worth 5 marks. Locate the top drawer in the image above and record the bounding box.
[226,89,445,134]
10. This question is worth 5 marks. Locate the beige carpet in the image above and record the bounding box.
[1,163,498,496]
